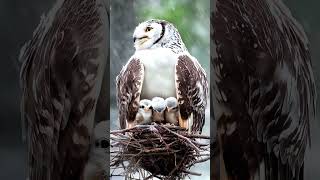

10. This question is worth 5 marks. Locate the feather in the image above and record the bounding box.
[175,54,208,133]
[116,58,144,129]
[19,0,108,179]
[213,0,315,179]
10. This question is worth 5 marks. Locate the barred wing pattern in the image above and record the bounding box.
[212,0,316,179]
[176,54,208,134]
[19,0,108,179]
[116,58,144,129]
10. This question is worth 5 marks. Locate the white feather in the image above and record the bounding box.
[133,48,178,99]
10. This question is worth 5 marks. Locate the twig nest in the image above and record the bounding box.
[110,124,210,179]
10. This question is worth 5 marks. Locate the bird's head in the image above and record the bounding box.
[139,99,153,113]
[133,19,186,52]
[151,97,166,112]
[165,97,178,112]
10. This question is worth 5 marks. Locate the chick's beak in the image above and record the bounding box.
[144,107,151,112]
[133,37,137,43]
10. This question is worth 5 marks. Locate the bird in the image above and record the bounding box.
[212,0,316,180]
[19,0,108,179]
[116,19,208,134]
[131,99,153,128]
[151,97,166,124]
[164,97,179,125]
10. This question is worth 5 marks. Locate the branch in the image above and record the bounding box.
[160,125,201,153]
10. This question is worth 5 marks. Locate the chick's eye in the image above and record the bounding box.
[145,27,153,32]
[140,105,145,108]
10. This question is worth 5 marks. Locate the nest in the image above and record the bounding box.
[110,124,210,179]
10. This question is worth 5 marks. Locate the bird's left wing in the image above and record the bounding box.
[175,53,208,133]
[116,58,144,129]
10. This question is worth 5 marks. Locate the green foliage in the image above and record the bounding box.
[134,0,210,72]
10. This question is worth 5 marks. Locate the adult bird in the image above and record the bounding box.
[19,0,108,179]
[212,0,316,179]
[116,19,208,133]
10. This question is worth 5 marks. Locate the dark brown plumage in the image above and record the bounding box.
[19,0,108,179]
[212,0,316,179]
[116,58,144,129]
[176,55,208,133]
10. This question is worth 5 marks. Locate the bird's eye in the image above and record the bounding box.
[145,27,153,32]
[140,105,145,108]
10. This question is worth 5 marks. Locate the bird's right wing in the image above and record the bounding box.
[175,53,208,134]
[116,57,144,129]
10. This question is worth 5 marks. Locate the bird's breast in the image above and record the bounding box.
[135,48,178,99]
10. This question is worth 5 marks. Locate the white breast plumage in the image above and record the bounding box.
[133,48,178,99]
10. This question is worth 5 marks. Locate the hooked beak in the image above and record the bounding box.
[133,36,149,43]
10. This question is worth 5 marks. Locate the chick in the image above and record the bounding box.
[151,97,166,123]
[134,99,153,126]
[164,97,179,125]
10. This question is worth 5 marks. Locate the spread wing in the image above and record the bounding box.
[19,0,108,179]
[175,54,208,133]
[116,58,144,129]
[213,0,316,179]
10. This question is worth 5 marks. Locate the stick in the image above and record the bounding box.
[182,134,211,139]
[183,170,202,176]
[160,125,201,153]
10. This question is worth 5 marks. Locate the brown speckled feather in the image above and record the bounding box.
[19,0,108,179]
[176,54,208,133]
[116,58,144,129]
[212,0,316,179]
